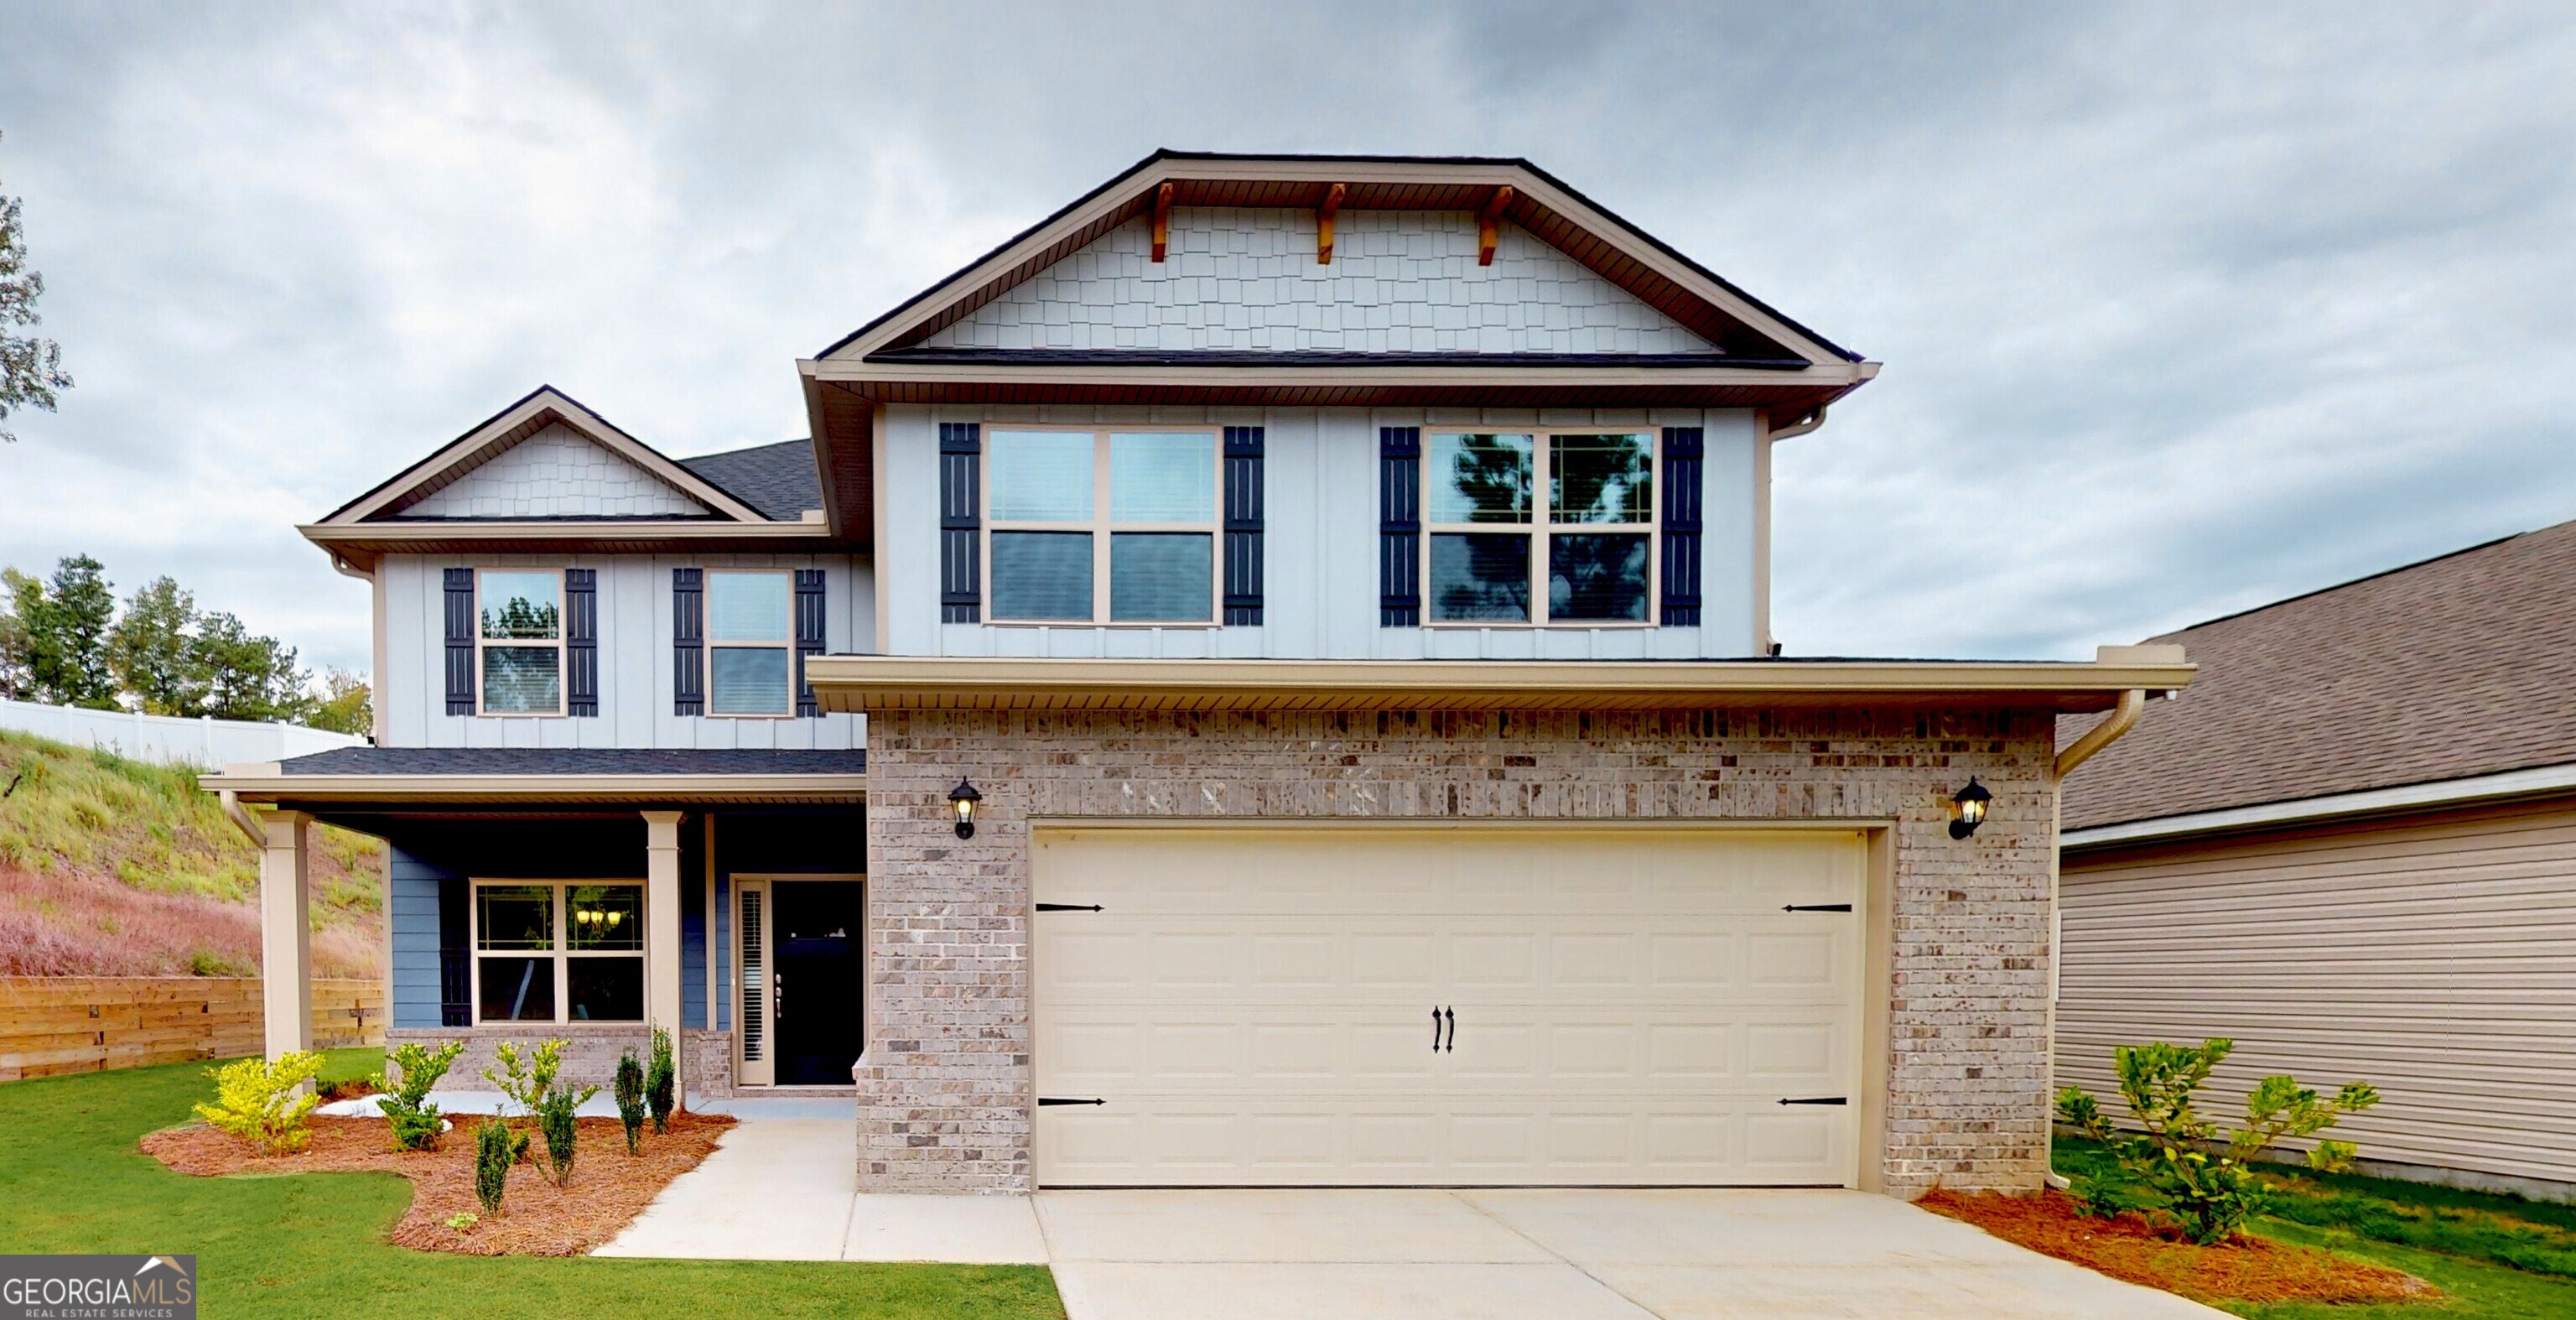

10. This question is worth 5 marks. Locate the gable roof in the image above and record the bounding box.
[820,151,1863,366]
[798,150,1880,542]
[320,385,766,525]
[2060,517,2576,833]
[303,387,844,570]
[679,438,823,521]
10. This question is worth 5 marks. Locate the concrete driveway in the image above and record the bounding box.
[598,1119,2219,1317]
[1036,1187,2224,1320]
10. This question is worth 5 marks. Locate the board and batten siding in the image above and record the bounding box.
[878,404,1763,660]
[378,553,871,749]
[387,845,454,1031]
[2058,796,2576,1191]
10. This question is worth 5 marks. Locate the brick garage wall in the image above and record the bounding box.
[386,1024,651,1092]
[860,706,2060,1197]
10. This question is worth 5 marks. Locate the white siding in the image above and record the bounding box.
[404,424,711,518]
[879,404,1762,661]
[919,209,1715,356]
[2058,798,2576,1188]
[379,553,872,749]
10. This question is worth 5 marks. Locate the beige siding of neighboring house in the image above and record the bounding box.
[2059,796,2576,1191]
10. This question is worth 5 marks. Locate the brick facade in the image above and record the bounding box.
[682,1027,735,1100]
[386,1023,652,1093]
[859,705,2060,1198]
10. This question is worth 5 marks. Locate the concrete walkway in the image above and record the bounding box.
[597,1125,2221,1317]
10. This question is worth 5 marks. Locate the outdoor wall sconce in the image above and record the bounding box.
[1949,777,1992,839]
[948,777,983,839]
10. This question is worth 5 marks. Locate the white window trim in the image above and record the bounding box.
[703,568,797,719]
[983,425,1223,627]
[475,567,567,717]
[469,879,647,1026]
[1420,429,1660,628]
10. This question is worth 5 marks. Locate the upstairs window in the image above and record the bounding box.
[478,569,564,715]
[1424,431,1656,625]
[986,429,1219,624]
[706,569,792,715]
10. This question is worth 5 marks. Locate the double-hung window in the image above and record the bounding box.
[1424,431,1657,625]
[478,569,564,715]
[985,429,1220,624]
[705,569,792,715]
[472,881,644,1023]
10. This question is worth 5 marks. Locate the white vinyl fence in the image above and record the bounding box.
[0,697,364,767]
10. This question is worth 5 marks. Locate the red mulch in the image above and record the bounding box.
[1919,1187,2438,1307]
[143,1112,733,1255]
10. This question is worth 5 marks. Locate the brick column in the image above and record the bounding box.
[258,810,314,1061]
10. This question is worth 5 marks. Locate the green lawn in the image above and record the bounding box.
[0,1050,1065,1319]
[2054,1137,2576,1320]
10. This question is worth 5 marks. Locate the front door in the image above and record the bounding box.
[770,880,865,1086]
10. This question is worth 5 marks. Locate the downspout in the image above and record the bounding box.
[219,789,265,847]
[1766,403,1830,442]
[2041,685,2149,1189]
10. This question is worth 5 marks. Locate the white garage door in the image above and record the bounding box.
[1032,825,1866,1187]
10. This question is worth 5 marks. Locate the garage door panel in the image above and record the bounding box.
[1034,827,1864,1187]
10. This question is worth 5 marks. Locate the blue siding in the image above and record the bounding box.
[682,872,708,1030]
[714,872,729,1032]
[388,846,458,1029]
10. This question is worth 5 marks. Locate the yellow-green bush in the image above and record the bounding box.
[193,1052,324,1155]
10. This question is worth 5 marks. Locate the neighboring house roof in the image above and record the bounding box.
[275,747,867,775]
[678,438,823,522]
[2060,517,2576,833]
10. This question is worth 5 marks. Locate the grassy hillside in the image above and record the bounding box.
[0,729,383,978]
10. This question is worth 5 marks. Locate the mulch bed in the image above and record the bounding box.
[1920,1187,2438,1307]
[143,1112,734,1255]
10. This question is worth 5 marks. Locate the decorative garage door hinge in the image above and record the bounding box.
[1778,1096,1849,1105]
[1038,1097,1108,1107]
[1781,903,1853,912]
[1035,903,1104,912]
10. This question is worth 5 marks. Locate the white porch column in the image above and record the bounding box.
[257,810,314,1062]
[641,811,686,1086]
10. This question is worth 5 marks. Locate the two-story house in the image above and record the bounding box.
[208,151,2192,1201]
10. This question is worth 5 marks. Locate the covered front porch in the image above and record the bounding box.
[201,748,867,1100]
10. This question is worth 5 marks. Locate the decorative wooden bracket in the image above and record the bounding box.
[1317,183,1346,265]
[1478,185,1514,266]
[1150,182,1174,262]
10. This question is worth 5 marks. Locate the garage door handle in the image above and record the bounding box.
[1039,1097,1107,1107]
[1442,1006,1455,1052]
[1036,903,1103,912]
[1783,903,1852,912]
[1778,1096,1848,1105]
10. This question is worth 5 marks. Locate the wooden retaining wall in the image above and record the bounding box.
[0,977,384,1081]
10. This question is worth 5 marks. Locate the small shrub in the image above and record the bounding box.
[473,1118,516,1215]
[193,1052,323,1156]
[647,1027,676,1134]
[483,1037,569,1159]
[614,1048,647,1155]
[371,1040,465,1151]
[2058,1037,2380,1245]
[444,1211,479,1235]
[535,1078,601,1186]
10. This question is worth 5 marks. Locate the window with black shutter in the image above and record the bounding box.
[939,423,982,623]
[443,569,475,715]
[1223,426,1265,626]
[565,568,599,716]
[794,569,825,717]
[673,568,704,716]
[1379,427,1421,626]
[1659,428,1704,627]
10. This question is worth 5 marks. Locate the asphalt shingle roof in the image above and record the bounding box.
[678,439,823,522]
[278,747,865,776]
[2059,517,2576,830]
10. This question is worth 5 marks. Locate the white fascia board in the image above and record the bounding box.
[2063,761,2576,850]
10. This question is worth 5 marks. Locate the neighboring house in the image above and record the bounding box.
[2058,518,2576,1199]
[207,151,2193,1200]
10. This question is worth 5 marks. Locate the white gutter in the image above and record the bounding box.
[2064,760,2576,850]
[1765,404,1830,441]
[218,789,265,846]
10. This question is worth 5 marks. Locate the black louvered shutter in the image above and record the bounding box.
[443,569,476,715]
[1223,426,1265,625]
[794,569,825,718]
[673,568,704,716]
[1659,427,1705,626]
[565,569,599,716]
[939,423,982,623]
[1379,427,1421,626]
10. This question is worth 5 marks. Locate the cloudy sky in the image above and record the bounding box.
[3,3,2570,673]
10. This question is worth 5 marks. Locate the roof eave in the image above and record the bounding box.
[203,767,869,806]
